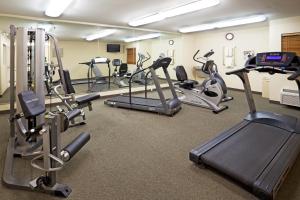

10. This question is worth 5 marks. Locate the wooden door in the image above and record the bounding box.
[282,33,300,56]
[127,48,136,64]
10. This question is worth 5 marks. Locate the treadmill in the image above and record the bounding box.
[104,57,182,116]
[190,52,300,200]
[77,57,111,91]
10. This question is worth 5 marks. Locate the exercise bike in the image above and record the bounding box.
[194,49,233,102]
[112,59,130,87]
[132,52,152,85]
[174,50,231,113]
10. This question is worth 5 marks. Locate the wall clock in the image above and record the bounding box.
[169,40,174,45]
[225,33,234,41]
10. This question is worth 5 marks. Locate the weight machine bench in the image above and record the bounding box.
[3,90,90,197]
[54,69,100,124]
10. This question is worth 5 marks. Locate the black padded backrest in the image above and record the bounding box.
[18,91,46,119]
[119,63,128,76]
[152,57,172,70]
[59,69,76,94]
[202,60,215,74]
[175,65,188,81]
[112,59,121,66]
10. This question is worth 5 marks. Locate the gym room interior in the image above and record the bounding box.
[0,0,300,200]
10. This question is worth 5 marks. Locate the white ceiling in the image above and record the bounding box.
[0,0,299,32]
[0,16,179,41]
[0,0,299,41]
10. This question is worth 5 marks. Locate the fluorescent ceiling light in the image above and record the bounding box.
[179,15,267,33]
[85,29,117,41]
[94,57,109,63]
[124,33,161,43]
[129,14,165,27]
[45,0,73,17]
[129,0,220,27]
[162,0,220,18]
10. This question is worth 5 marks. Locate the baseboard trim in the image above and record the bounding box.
[227,87,262,95]
[269,100,280,104]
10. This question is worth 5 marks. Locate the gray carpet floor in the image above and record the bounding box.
[0,90,300,200]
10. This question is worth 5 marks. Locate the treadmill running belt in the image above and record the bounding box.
[201,122,292,186]
[108,96,163,107]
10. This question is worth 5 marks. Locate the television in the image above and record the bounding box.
[107,44,121,53]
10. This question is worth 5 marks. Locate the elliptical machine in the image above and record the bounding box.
[174,50,231,113]
[132,52,151,85]
[194,49,233,102]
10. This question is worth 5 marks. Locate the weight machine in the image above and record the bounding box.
[2,25,90,197]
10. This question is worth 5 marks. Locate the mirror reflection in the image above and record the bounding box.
[0,16,182,105]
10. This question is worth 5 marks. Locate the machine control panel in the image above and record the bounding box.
[256,52,298,68]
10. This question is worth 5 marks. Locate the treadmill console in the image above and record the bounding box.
[256,52,298,68]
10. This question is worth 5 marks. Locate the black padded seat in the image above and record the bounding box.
[76,93,100,105]
[179,80,198,90]
[119,63,128,77]
[18,91,46,118]
[175,65,199,89]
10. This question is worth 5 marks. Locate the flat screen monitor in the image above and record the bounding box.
[107,44,120,53]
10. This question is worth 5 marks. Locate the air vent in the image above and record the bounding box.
[280,89,300,107]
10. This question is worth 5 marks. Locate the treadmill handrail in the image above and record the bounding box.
[128,66,151,104]
[288,70,300,81]
[226,68,249,76]
[128,57,171,104]
[226,68,257,113]
[145,70,152,99]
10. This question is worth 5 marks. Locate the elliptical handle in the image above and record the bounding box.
[142,52,151,64]
[146,52,151,59]
[204,49,215,58]
[193,50,201,62]
[137,54,141,67]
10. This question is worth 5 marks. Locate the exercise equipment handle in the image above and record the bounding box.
[66,109,82,121]
[203,49,214,58]
[61,132,90,162]
[193,50,205,65]
[226,68,249,75]
[145,52,151,61]
[193,50,200,62]
[288,70,300,81]
[142,52,151,65]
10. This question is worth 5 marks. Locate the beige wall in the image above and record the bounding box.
[268,16,300,102]
[125,25,270,93]
[51,40,126,80]
[0,33,10,95]
[181,24,270,92]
